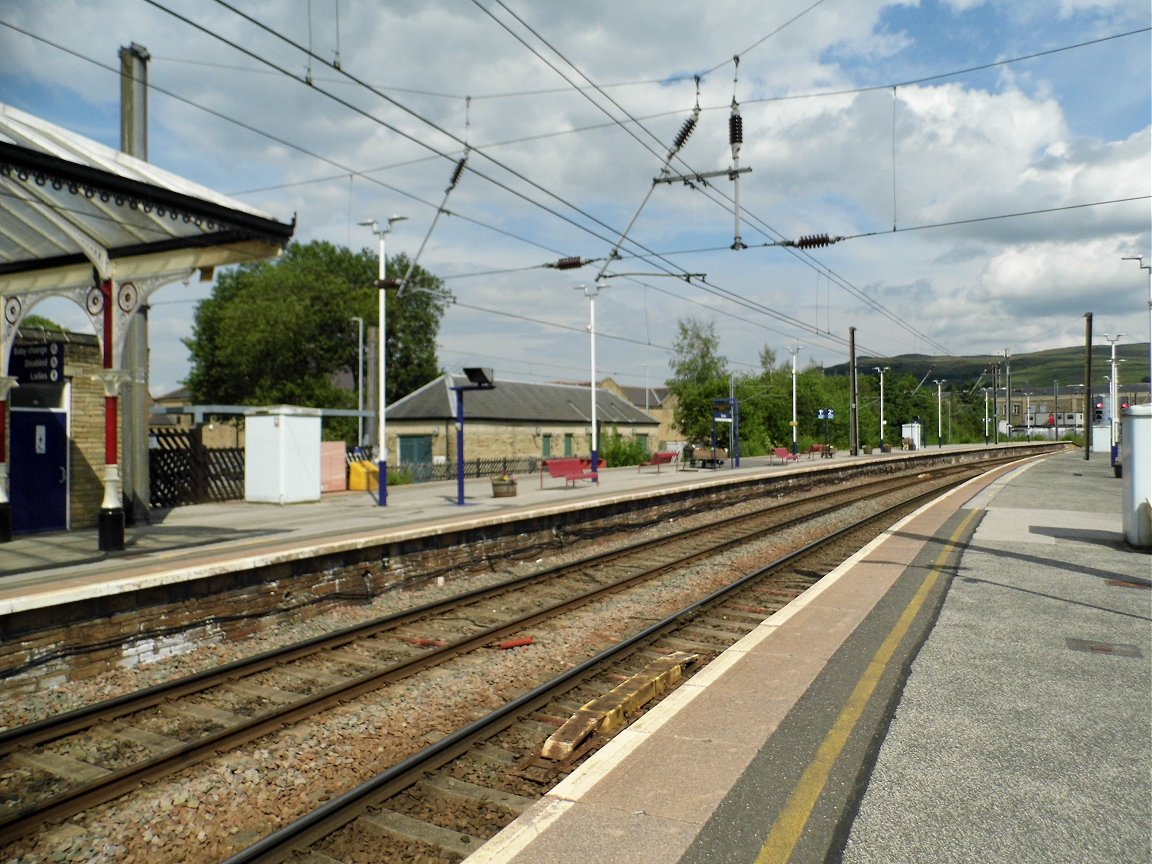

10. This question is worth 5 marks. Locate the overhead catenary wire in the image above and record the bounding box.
[699,0,832,76]
[468,12,948,354]
[0,14,863,355]
[150,26,1146,110]
[139,8,875,359]
[397,150,469,290]
[196,0,774,313]
[15,8,1133,368]
[462,0,916,354]
[0,19,558,256]
[6,9,1142,369]
[162,0,676,270]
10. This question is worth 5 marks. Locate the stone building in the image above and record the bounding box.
[384,375,660,466]
[596,377,678,450]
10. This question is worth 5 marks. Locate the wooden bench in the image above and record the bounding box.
[806,443,835,459]
[638,451,677,473]
[773,446,799,463]
[542,457,597,487]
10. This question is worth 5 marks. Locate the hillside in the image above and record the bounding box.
[825,343,1150,391]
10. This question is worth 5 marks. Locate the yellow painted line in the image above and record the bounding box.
[755,507,982,864]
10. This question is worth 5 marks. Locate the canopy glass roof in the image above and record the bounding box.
[0,102,294,295]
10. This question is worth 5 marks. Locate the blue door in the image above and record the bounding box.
[10,408,69,533]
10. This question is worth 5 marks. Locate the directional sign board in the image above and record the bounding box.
[10,342,64,384]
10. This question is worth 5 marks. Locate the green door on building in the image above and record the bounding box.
[398,435,434,480]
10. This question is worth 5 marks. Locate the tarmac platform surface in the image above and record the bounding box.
[462,450,1150,864]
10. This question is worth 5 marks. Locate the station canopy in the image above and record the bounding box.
[0,101,294,298]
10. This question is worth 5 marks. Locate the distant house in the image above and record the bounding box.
[150,387,193,428]
[149,387,243,448]
[596,377,678,448]
[385,375,660,465]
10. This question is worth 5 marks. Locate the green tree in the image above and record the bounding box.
[184,240,447,439]
[599,427,649,467]
[667,316,729,443]
[734,355,847,455]
[20,315,64,332]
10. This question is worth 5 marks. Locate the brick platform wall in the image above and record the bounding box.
[67,337,114,529]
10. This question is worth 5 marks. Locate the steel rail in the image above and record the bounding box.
[221,459,1020,864]
[2,456,1029,849]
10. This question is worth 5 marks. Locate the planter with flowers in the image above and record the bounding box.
[491,473,518,498]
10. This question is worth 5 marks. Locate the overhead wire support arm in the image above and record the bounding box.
[398,144,470,291]
[655,60,752,250]
[601,271,708,283]
[591,93,703,285]
[654,167,752,186]
[728,58,750,249]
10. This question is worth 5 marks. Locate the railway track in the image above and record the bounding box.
[0,458,1020,859]
[221,463,986,864]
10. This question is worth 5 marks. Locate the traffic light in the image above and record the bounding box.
[1093,401,1104,422]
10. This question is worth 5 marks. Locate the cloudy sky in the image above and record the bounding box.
[2,0,1150,396]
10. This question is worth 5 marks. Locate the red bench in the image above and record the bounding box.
[806,443,835,459]
[638,451,677,473]
[542,457,597,487]
[773,447,798,463]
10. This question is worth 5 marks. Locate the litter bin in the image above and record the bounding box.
[348,460,379,492]
[1120,404,1151,549]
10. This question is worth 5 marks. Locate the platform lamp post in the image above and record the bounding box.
[578,281,602,480]
[981,387,991,445]
[787,345,802,455]
[933,379,945,448]
[359,215,407,506]
[874,366,889,450]
[450,368,495,506]
[1103,333,1124,465]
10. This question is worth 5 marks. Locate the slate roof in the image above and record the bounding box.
[617,384,669,409]
[388,376,659,426]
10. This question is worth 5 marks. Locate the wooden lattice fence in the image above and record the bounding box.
[150,427,244,507]
[152,439,542,507]
[390,456,541,484]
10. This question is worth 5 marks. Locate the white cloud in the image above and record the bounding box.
[1,0,1148,395]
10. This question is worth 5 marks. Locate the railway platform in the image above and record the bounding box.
[1,444,1147,863]
[464,449,1151,864]
[0,447,874,613]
